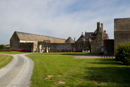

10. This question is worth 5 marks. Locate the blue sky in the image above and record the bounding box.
[0,0,130,44]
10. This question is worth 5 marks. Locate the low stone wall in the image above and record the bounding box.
[48,43,74,52]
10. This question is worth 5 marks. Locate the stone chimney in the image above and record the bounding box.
[101,23,103,32]
[74,37,76,42]
[82,32,83,35]
[85,31,87,36]
[104,30,106,34]
[97,22,100,33]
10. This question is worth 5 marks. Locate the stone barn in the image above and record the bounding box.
[114,18,130,54]
[10,31,66,52]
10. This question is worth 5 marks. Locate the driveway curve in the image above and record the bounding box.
[0,54,34,87]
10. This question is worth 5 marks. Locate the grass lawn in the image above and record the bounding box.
[27,53,130,87]
[0,51,29,54]
[37,52,98,55]
[0,55,13,69]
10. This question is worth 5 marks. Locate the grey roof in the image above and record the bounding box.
[15,31,65,43]
[85,32,94,39]
[77,34,86,42]
[65,37,74,43]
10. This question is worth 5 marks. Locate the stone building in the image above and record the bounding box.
[75,22,109,53]
[10,22,109,53]
[90,22,109,53]
[114,18,130,54]
[75,33,90,52]
[10,31,66,52]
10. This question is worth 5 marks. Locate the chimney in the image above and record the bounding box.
[101,23,103,32]
[82,32,83,35]
[85,31,87,36]
[104,30,106,34]
[74,37,75,42]
[97,22,100,33]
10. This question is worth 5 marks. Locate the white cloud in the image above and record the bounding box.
[0,0,130,44]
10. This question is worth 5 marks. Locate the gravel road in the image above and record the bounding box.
[0,54,34,87]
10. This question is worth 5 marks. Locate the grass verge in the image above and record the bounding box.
[27,53,130,87]
[0,51,29,54]
[0,55,13,69]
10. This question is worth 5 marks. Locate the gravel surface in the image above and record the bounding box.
[74,55,115,59]
[0,54,34,87]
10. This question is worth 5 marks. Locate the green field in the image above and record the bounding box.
[0,55,13,68]
[27,53,130,87]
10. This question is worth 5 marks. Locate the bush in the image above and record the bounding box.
[0,44,5,49]
[115,42,130,65]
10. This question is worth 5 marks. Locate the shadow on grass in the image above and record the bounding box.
[79,59,130,86]
[87,59,121,65]
[61,53,99,56]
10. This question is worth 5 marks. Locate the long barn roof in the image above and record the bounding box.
[16,31,65,43]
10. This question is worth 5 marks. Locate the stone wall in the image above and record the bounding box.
[104,40,114,55]
[75,41,90,51]
[10,32,20,49]
[114,18,130,54]
[38,42,74,52]
[10,32,35,52]
[91,33,104,53]
[114,18,130,31]
[18,43,33,51]
[49,43,74,52]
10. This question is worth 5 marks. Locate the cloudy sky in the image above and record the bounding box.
[0,0,130,44]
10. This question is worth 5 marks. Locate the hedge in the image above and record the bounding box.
[115,42,130,65]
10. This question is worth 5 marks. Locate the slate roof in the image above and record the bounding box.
[15,31,65,43]
[65,37,74,43]
[77,34,86,42]
[85,32,94,39]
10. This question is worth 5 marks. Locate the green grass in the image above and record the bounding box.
[35,52,98,55]
[0,51,29,54]
[0,55,13,68]
[27,53,130,87]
